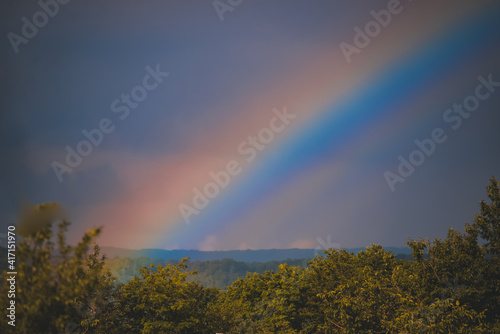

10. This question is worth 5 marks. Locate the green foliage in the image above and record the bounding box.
[110,258,220,334]
[222,264,306,333]
[0,203,115,334]
[105,256,306,288]
[404,177,500,332]
[303,245,417,333]
[2,177,499,333]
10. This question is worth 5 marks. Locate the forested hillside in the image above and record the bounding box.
[105,254,414,289]
[1,177,499,333]
[106,257,306,288]
[99,247,413,263]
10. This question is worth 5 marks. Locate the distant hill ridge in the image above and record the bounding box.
[100,246,412,262]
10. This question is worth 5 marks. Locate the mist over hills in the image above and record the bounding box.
[100,246,412,262]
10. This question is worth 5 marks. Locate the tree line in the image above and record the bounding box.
[1,177,499,333]
[106,256,307,289]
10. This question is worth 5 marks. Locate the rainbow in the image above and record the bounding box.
[81,2,500,251]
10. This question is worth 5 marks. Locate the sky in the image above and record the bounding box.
[1,0,500,251]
